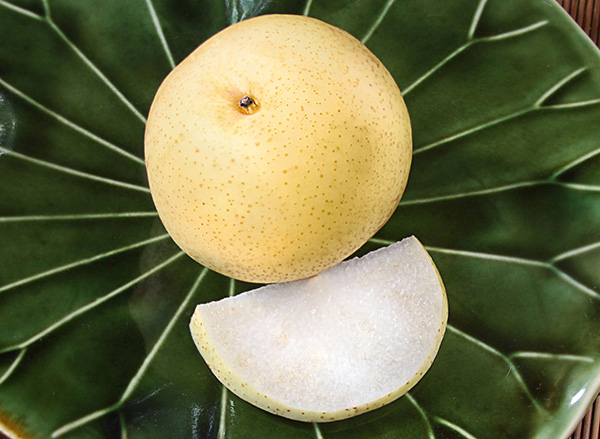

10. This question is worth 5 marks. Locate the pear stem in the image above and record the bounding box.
[239,96,254,108]
[238,95,259,115]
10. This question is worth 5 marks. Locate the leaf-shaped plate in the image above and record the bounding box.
[1,0,600,438]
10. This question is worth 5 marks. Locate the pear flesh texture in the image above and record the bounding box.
[190,236,447,422]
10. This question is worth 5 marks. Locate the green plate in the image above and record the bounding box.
[1,0,600,438]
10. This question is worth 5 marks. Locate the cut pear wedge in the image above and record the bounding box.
[189,236,448,422]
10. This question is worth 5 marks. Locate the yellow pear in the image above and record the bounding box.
[145,14,412,283]
[190,237,447,421]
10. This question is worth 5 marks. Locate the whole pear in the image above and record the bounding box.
[145,14,412,283]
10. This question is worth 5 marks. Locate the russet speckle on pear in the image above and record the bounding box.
[145,14,412,283]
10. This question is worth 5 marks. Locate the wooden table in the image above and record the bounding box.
[559,1,600,437]
[558,0,600,45]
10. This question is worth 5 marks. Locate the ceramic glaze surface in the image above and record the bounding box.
[0,0,599,438]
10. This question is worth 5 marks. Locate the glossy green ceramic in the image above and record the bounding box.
[1,0,600,438]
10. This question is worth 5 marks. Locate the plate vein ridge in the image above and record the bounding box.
[0,78,145,165]
[0,0,43,20]
[468,0,488,39]
[0,146,149,192]
[144,0,176,68]
[313,422,324,439]
[432,416,479,439]
[0,233,170,294]
[0,348,27,385]
[509,351,595,363]
[218,278,236,439]
[302,0,314,16]
[50,254,200,438]
[0,252,184,355]
[447,325,545,412]
[414,67,590,155]
[406,393,435,439]
[361,0,397,44]
[0,212,158,223]
[118,267,208,404]
[403,0,545,97]
[41,0,147,123]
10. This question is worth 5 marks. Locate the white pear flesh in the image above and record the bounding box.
[189,236,448,422]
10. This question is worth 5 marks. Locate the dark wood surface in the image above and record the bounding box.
[570,397,600,439]
[557,0,600,45]
[558,2,600,437]
[557,1,600,438]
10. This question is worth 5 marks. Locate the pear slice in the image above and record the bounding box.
[189,236,448,422]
